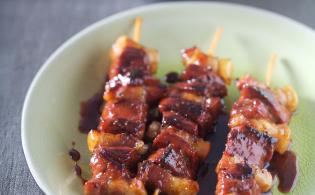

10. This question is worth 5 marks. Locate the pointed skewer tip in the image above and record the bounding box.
[265,53,278,86]
[208,27,224,56]
[133,16,143,43]
[153,188,160,195]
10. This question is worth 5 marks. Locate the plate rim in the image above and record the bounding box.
[21,1,315,194]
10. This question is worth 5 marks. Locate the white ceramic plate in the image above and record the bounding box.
[22,2,315,195]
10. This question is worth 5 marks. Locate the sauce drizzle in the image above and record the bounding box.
[78,89,104,134]
[68,143,87,184]
[269,151,298,193]
[197,114,230,195]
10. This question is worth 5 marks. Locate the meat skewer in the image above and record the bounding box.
[215,54,298,194]
[137,28,233,195]
[84,17,165,195]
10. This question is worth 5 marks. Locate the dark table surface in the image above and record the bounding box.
[1,0,314,194]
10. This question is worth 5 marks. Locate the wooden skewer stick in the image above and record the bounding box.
[133,17,143,43]
[265,53,278,86]
[207,27,224,56]
[153,189,160,195]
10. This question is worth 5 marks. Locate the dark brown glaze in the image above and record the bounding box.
[147,107,162,123]
[69,148,81,162]
[269,151,298,193]
[137,47,227,194]
[79,90,103,134]
[197,115,230,195]
[165,71,180,83]
[75,164,87,184]
[216,76,297,195]
[68,147,87,184]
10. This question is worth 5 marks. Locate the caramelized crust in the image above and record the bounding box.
[159,96,221,136]
[148,145,196,179]
[225,126,276,167]
[138,161,199,195]
[162,111,199,136]
[237,75,291,123]
[99,99,147,138]
[230,98,275,124]
[85,151,146,195]
[153,127,210,161]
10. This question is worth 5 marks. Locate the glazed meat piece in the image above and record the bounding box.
[109,36,158,79]
[180,65,227,97]
[180,46,231,87]
[162,111,199,136]
[87,130,147,154]
[85,151,146,195]
[237,75,291,123]
[216,75,298,194]
[216,154,261,195]
[170,78,226,98]
[138,161,199,195]
[104,76,165,104]
[159,96,222,136]
[87,131,148,168]
[230,98,276,123]
[104,83,147,102]
[138,46,230,194]
[147,145,197,179]
[153,127,210,160]
[225,126,276,168]
[98,99,148,138]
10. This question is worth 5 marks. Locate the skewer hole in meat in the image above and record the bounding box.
[216,55,298,194]
[137,28,233,195]
[84,17,166,195]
